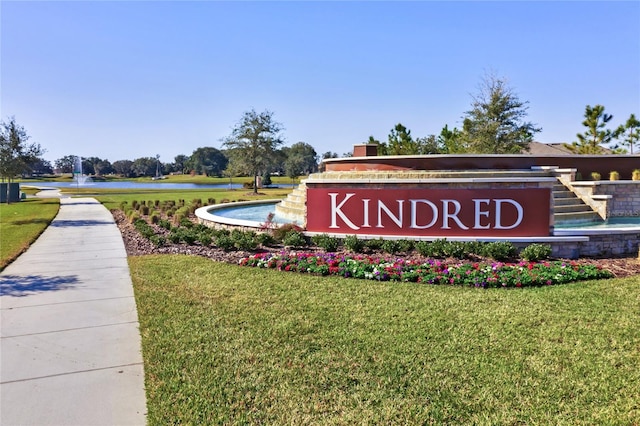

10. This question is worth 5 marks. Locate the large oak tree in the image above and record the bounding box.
[223,110,284,193]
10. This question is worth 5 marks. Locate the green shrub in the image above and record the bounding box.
[139,205,150,215]
[365,238,384,251]
[133,218,155,239]
[149,213,160,224]
[482,241,517,261]
[381,239,401,254]
[149,235,166,247]
[520,243,552,262]
[192,223,209,233]
[167,231,182,244]
[182,231,197,245]
[343,235,365,253]
[283,230,307,248]
[233,231,258,251]
[212,229,230,239]
[591,171,601,181]
[198,233,212,247]
[207,198,216,205]
[158,219,172,230]
[273,223,304,242]
[166,228,197,244]
[397,239,415,253]
[415,239,448,258]
[311,234,340,252]
[443,241,467,259]
[464,241,484,257]
[256,232,276,247]
[215,234,235,251]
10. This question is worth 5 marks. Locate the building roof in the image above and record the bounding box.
[526,141,574,155]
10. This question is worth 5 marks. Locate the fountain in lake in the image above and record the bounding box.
[73,156,93,185]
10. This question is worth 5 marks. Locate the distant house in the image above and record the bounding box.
[526,141,574,155]
[526,141,613,155]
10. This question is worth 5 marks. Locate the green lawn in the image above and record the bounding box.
[130,255,640,425]
[0,184,293,268]
[0,198,60,270]
[93,187,293,211]
[3,187,639,423]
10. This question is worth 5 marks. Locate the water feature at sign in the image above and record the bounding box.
[73,156,93,186]
[196,200,296,228]
[194,144,640,259]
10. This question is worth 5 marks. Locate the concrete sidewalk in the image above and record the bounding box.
[1,197,147,425]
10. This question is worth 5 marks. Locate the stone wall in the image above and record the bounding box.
[571,181,640,218]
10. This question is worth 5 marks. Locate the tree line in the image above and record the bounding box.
[46,140,322,179]
[2,73,638,188]
[364,74,639,156]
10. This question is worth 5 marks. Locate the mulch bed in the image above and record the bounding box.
[113,211,640,279]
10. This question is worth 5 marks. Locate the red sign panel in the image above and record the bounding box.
[306,188,550,237]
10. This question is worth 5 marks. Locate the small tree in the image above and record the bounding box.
[438,125,465,154]
[460,73,541,154]
[0,117,44,193]
[222,156,244,189]
[615,113,640,155]
[387,123,419,155]
[222,109,284,194]
[284,141,318,180]
[415,135,443,154]
[565,105,615,154]
[172,154,189,175]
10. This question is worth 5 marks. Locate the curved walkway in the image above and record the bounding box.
[0,196,147,425]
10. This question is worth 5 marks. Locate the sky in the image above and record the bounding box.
[1,1,639,165]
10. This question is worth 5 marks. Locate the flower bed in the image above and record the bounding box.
[239,252,613,288]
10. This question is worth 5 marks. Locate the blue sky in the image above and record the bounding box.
[2,1,639,165]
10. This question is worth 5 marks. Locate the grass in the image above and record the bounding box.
[3,186,639,423]
[0,198,60,270]
[130,255,640,425]
[92,187,293,211]
[0,184,293,268]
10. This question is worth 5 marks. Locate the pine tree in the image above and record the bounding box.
[615,113,640,155]
[460,74,541,154]
[565,105,615,154]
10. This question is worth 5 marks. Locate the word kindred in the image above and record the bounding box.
[306,188,551,237]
